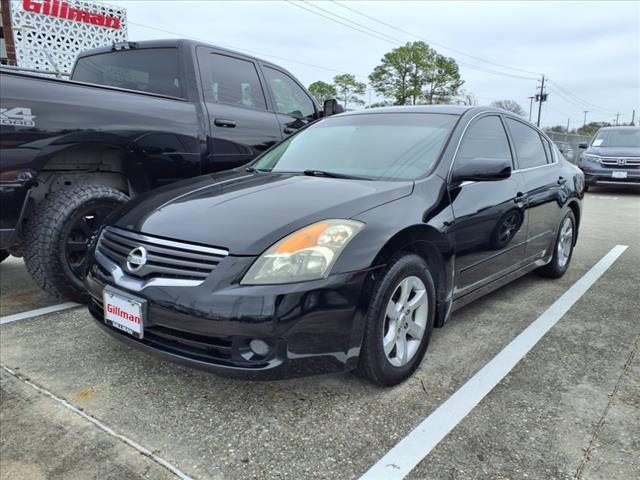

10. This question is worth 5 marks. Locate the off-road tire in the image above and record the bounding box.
[357,253,436,386]
[23,184,128,303]
[536,210,576,279]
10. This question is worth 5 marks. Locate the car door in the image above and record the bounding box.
[448,114,529,298]
[504,118,563,263]
[196,48,282,172]
[260,66,318,138]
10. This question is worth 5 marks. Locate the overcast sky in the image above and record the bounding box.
[109,0,639,128]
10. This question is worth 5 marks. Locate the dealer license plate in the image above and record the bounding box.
[612,171,627,179]
[103,287,145,339]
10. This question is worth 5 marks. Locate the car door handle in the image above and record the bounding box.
[214,118,236,128]
[557,176,566,185]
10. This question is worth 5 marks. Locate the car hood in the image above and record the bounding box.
[112,170,413,255]
[587,146,640,157]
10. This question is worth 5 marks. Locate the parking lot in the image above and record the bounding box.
[1,185,638,480]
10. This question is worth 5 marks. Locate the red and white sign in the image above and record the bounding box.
[103,290,144,338]
[22,0,121,29]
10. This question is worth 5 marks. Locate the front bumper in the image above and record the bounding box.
[579,160,640,186]
[85,252,376,380]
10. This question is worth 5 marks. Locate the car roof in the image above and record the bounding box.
[340,105,522,117]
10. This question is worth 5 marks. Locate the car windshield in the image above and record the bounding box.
[591,129,640,148]
[251,113,458,180]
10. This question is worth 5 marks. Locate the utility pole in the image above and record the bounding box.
[632,110,636,126]
[536,75,546,127]
[528,96,535,122]
[0,0,18,66]
[566,118,570,134]
[615,112,620,126]
[583,111,589,127]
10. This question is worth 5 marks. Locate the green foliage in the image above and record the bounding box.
[369,42,463,106]
[576,121,612,136]
[423,54,463,104]
[332,74,366,108]
[490,99,526,117]
[308,80,337,104]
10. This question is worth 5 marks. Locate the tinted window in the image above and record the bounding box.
[263,67,315,118]
[457,116,512,165]
[204,54,266,110]
[73,48,182,98]
[506,118,548,169]
[252,113,457,180]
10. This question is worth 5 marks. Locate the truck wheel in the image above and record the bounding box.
[23,184,128,303]
[0,250,8,263]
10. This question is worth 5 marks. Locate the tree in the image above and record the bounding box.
[369,42,464,106]
[332,74,366,108]
[423,54,463,104]
[548,125,568,133]
[369,41,437,105]
[490,99,526,117]
[576,121,611,137]
[308,81,337,104]
[455,89,478,106]
[367,101,392,109]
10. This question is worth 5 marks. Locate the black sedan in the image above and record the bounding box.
[85,106,584,386]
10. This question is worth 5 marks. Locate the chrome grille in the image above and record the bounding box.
[97,226,228,282]
[600,157,640,168]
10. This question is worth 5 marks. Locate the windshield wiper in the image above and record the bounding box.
[246,166,270,173]
[302,169,371,180]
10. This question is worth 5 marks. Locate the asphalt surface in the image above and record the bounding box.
[1,184,639,480]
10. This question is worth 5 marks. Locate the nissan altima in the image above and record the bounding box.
[85,106,584,386]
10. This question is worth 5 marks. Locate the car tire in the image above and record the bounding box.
[583,182,590,192]
[536,210,576,279]
[357,253,436,386]
[0,250,8,263]
[23,184,128,303]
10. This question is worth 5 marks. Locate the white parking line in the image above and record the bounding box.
[360,244,628,480]
[0,302,80,325]
[1,364,194,480]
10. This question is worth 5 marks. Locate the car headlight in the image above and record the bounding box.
[582,153,600,162]
[241,219,365,285]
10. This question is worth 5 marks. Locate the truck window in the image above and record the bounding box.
[263,67,315,119]
[72,48,183,98]
[203,54,267,110]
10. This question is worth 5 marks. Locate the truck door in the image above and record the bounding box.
[196,48,282,172]
[260,66,318,137]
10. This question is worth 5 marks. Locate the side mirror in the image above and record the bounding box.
[452,158,512,183]
[578,142,588,149]
[323,99,344,117]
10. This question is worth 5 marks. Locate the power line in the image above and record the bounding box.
[331,0,543,77]
[127,20,370,80]
[289,1,538,82]
[547,79,620,115]
[286,1,402,46]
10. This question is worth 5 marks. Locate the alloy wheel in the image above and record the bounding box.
[382,275,429,367]
[556,216,574,268]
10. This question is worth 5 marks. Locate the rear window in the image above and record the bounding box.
[72,48,183,98]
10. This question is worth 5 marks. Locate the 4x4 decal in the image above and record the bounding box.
[0,107,36,127]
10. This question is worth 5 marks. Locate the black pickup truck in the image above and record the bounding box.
[0,39,336,301]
